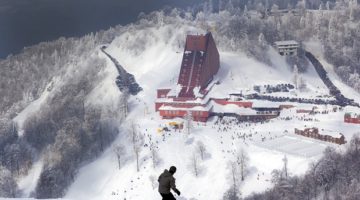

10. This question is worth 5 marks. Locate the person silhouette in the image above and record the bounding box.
[158,166,181,200]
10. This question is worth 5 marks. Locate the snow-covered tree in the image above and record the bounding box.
[129,122,144,172]
[258,33,267,48]
[0,166,18,197]
[352,40,360,63]
[223,161,242,200]
[197,141,207,160]
[150,142,160,169]
[189,153,201,177]
[298,76,307,91]
[236,148,249,181]
[326,1,331,10]
[184,110,193,135]
[243,5,249,17]
[149,175,157,190]
[348,73,360,91]
[113,144,126,170]
[293,65,299,89]
[120,89,129,119]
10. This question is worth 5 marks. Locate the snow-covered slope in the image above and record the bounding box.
[59,24,360,200]
[11,45,125,197]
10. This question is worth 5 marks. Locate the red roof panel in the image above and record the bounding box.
[185,35,207,51]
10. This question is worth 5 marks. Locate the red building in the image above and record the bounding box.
[177,33,220,97]
[155,32,220,122]
[344,112,360,124]
[155,33,283,122]
[212,98,253,108]
[294,127,346,145]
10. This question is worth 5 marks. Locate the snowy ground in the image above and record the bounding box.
[12,25,360,200]
[63,26,360,200]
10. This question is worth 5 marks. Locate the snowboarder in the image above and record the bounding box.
[158,166,181,200]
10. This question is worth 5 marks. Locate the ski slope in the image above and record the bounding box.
[10,23,360,200]
[62,25,360,200]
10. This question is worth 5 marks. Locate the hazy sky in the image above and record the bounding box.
[0,0,201,58]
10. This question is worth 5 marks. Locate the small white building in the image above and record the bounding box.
[274,40,299,56]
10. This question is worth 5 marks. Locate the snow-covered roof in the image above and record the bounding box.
[193,86,202,98]
[167,84,182,97]
[345,112,360,118]
[156,93,210,105]
[159,104,212,112]
[344,106,360,113]
[294,126,345,138]
[251,100,281,108]
[274,40,299,46]
[212,103,258,115]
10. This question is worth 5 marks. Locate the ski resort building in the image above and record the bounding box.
[155,32,220,122]
[155,32,284,122]
[274,40,299,56]
[344,112,360,124]
[294,127,346,145]
[211,100,281,121]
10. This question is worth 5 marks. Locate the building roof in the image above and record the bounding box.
[274,40,299,46]
[212,103,258,115]
[177,32,220,98]
[185,34,208,51]
[251,100,282,108]
[159,104,213,112]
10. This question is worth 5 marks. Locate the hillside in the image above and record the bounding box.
[61,24,360,200]
[2,3,360,199]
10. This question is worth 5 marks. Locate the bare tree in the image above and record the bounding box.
[230,161,238,189]
[293,65,299,89]
[224,161,241,200]
[298,76,307,91]
[197,141,207,160]
[120,89,129,118]
[236,148,249,181]
[129,122,144,172]
[149,175,157,190]
[150,143,160,169]
[113,144,126,170]
[190,153,200,177]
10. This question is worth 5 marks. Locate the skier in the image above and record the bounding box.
[158,166,181,200]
